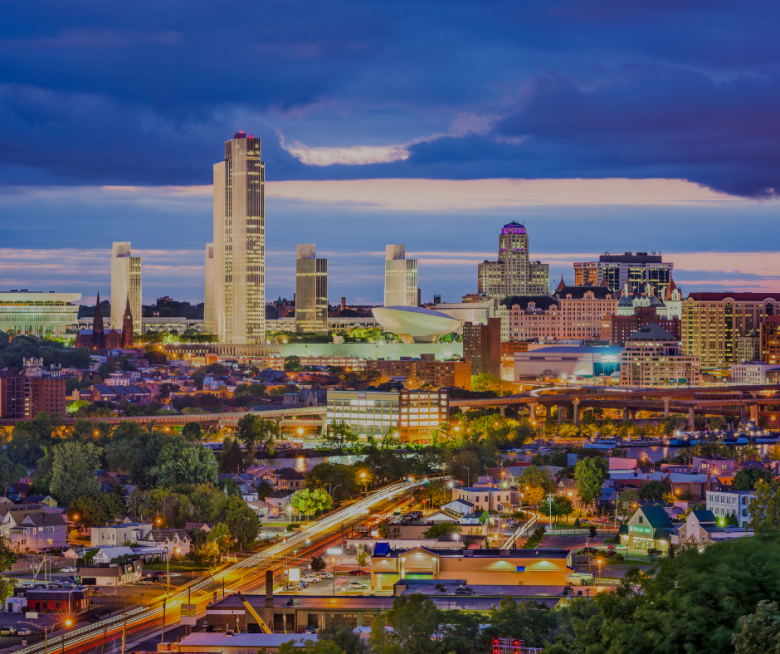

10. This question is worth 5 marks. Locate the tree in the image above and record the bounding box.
[524,487,546,508]
[311,555,326,572]
[219,439,244,474]
[559,423,579,440]
[291,488,333,516]
[206,522,231,554]
[151,436,218,487]
[574,457,608,506]
[191,540,221,569]
[733,468,772,491]
[422,523,461,539]
[356,549,368,568]
[483,597,558,649]
[733,600,780,654]
[327,421,359,450]
[279,640,342,654]
[639,480,671,501]
[317,624,367,654]
[540,496,574,526]
[181,422,203,442]
[69,493,126,528]
[616,489,641,518]
[0,455,27,497]
[50,442,102,505]
[369,594,445,654]
[284,355,301,371]
[748,480,780,532]
[519,465,557,494]
[0,543,17,604]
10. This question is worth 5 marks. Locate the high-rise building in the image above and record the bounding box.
[620,323,700,387]
[212,132,265,344]
[761,316,780,364]
[295,244,328,334]
[0,373,66,419]
[682,293,779,368]
[463,318,502,378]
[110,242,142,334]
[204,243,215,334]
[384,245,417,307]
[574,252,673,296]
[478,222,549,298]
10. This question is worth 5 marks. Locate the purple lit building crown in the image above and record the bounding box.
[501,221,525,235]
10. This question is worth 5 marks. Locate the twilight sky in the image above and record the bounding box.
[1,1,780,305]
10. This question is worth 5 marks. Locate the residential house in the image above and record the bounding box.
[20,495,57,507]
[8,512,68,552]
[440,499,474,516]
[7,483,32,501]
[706,489,756,528]
[556,478,584,510]
[247,500,271,517]
[245,465,277,484]
[693,457,738,476]
[136,529,192,558]
[274,468,307,491]
[450,487,518,513]
[90,523,152,547]
[265,489,297,514]
[92,546,137,565]
[185,522,214,533]
[618,506,674,552]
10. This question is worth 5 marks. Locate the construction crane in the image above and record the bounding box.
[236,592,273,634]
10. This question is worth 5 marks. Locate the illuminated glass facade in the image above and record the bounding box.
[213,132,265,344]
[574,253,672,296]
[0,291,81,336]
[110,242,142,334]
[295,244,328,334]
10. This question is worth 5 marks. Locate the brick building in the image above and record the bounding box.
[0,375,66,418]
[367,358,471,389]
[761,316,780,364]
[463,318,501,378]
[601,306,681,346]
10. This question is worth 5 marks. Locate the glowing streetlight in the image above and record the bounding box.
[297,428,304,436]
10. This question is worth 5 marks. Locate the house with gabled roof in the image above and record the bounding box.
[618,505,674,552]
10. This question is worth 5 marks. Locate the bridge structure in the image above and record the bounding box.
[0,405,329,432]
[451,385,780,429]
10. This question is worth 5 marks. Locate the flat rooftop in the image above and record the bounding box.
[374,547,571,559]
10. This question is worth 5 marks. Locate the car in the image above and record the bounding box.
[17,629,32,636]
[317,571,333,579]
[580,519,591,524]
[0,628,17,637]
[607,544,615,550]
[60,566,77,573]
[301,575,320,583]
[136,579,154,585]
[454,586,475,595]
[647,548,663,556]
[285,582,304,591]
[409,511,423,519]
[348,582,368,590]
[348,569,370,576]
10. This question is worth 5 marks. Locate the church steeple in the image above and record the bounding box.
[122,296,134,348]
[556,275,566,291]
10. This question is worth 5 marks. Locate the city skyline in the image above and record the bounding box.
[2,3,780,304]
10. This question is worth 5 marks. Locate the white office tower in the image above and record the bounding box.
[204,243,215,334]
[384,244,418,307]
[212,132,265,344]
[110,242,142,334]
[295,244,328,334]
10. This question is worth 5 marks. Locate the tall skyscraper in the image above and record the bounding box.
[212,132,265,344]
[295,244,328,334]
[204,243,215,334]
[573,252,673,296]
[384,245,418,306]
[477,222,549,298]
[110,242,142,334]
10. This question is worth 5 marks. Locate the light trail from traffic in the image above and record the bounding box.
[16,476,443,654]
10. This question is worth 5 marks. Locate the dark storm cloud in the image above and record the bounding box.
[1,1,780,195]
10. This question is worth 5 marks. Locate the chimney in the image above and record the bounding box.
[265,570,274,608]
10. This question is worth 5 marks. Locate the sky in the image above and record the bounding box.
[1,1,780,305]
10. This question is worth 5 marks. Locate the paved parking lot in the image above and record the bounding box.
[277,571,373,596]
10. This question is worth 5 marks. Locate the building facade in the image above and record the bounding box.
[463,318,501,378]
[761,316,780,364]
[384,245,418,307]
[204,243,215,334]
[730,362,780,385]
[0,291,80,336]
[366,358,471,389]
[574,252,673,296]
[110,242,142,334]
[706,489,755,528]
[478,222,548,298]
[0,375,66,418]
[601,306,681,346]
[682,293,779,368]
[620,323,701,386]
[326,389,449,444]
[514,346,622,381]
[212,132,266,345]
[294,244,328,334]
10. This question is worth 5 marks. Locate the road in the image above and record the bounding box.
[12,477,441,654]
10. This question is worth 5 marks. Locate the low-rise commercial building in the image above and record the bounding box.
[619,323,700,387]
[706,489,755,528]
[514,346,622,381]
[75,560,143,587]
[366,358,470,389]
[731,362,780,385]
[450,487,518,513]
[370,544,572,591]
[326,389,449,444]
[618,506,673,552]
[0,291,81,336]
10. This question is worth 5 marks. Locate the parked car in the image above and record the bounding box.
[285,582,304,591]
[317,571,333,579]
[60,566,77,573]
[0,628,17,636]
[348,582,368,590]
[454,586,475,595]
[580,519,591,524]
[136,579,154,585]
[410,511,423,519]
[301,575,320,583]
[348,569,370,576]
[647,548,663,556]
[17,629,32,636]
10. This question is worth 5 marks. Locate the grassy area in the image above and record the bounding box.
[143,562,205,572]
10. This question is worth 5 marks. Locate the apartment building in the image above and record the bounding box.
[601,306,681,346]
[366,358,471,389]
[682,293,780,368]
[706,489,755,528]
[620,323,701,386]
[761,316,780,364]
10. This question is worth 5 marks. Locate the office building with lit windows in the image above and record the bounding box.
[384,245,418,307]
[574,252,672,296]
[326,389,449,444]
[295,244,328,334]
[212,132,265,344]
[110,242,142,334]
[478,222,549,299]
[0,291,81,336]
[204,243,215,334]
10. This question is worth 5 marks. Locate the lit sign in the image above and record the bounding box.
[601,355,619,363]
[630,526,651,534]
[516,566,525,572]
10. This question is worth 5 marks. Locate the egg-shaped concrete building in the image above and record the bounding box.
[371,306,461,344]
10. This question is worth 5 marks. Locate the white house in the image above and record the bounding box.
[90,523,152,547]
[706,489,755,528]
[92,546,136,565]
[440,499,474,516]
[450,487,518,513]
[136,529,191,558]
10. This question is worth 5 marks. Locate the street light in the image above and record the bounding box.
[327,547,342,596]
